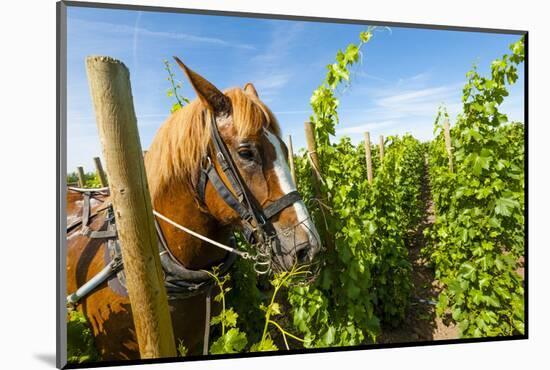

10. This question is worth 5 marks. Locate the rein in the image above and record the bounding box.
[153,210,251,259]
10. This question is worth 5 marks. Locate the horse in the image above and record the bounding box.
[66,58,321,361]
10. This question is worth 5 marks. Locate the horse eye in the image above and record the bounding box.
[238,148,255,161]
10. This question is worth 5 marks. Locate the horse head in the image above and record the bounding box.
[146,58,321,274]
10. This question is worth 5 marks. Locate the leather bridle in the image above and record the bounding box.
[194,110,303,274]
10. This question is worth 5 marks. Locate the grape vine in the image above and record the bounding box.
[287,29,426,346]
[426,37,525,337]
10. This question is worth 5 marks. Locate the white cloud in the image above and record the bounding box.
[255,73,291,91]
[336,120,398,135]
[330,74,465,144]
[331,71,524,147]
[353,70,388,83]
[248,22,306,99]
[395,72,431,86]
[376,85,457,106]
[70,18,256,50]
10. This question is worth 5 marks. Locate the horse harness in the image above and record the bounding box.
[196,111,302,273]
[66,110,304,354]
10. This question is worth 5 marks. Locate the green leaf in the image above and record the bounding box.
[452,307,462,321]
[270,302,282,316]
[359,31,372,43]
[470,152,492,176]
[459,262,476,281]
[210,328,247,354]
[224,309,239,328]
[484,295,500,308]
[250,337,278,352]
[210,315,222,326]
[292,306,308,332]
[170,102,182,113]
[495,196,520,217]
[322,326,336,345]
[458,319,470,333]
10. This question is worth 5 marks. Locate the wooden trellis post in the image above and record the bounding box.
[304,121,322,199]
[303,121,334,251]
[443,118,454,173]
[287,134,296,185]
[379,135,385,163]
[76,166,86,188]
[93,156,108,187]
[364,132,373,184]
[86,55,176,359]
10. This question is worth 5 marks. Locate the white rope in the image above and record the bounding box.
[152,210,250,259]
[68,186,110,193]
[68,185,250,259]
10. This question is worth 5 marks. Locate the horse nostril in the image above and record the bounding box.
[295,243,311,263]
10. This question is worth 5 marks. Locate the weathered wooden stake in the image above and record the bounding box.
[443,118,454,173]
[93,156,108,187]
[304,121,322,199]
[379,135,385,163]
[86,56,176,359]
[287,134,297,185]
[76,166,86,188]
[364,132,373,184]
[303,121,334,251]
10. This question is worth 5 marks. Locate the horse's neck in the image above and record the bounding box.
[154,180,229,270]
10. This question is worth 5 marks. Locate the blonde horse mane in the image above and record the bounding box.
[145,87,281,201]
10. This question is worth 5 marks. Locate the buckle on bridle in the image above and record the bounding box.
[216,152,228,168]
[258,214,267,225]
[201,156,212,171]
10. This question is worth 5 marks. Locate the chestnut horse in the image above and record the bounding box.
[66,59,321,361]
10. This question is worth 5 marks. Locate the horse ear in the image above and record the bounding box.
[243,82,259,98]
[173,56,231,115]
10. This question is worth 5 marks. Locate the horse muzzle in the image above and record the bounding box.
[271,218,321,272]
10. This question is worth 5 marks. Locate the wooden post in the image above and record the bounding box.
[364,132,373,184]
[379,135,385,163]
[93,156,108,187]
[287,135,297,185]
[76,166,86,188]
[86,56,176,359]
[304,121,322,198]
[443,118,454,173]
[303,121,334,251]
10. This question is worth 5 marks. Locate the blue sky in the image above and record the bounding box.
[66,6,524,173]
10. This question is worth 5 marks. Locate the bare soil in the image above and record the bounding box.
[379,158,458,343]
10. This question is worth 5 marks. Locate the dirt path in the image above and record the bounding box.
[379,157,458,343]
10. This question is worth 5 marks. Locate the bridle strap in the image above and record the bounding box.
[263,190,302,220]
[196,111,303,237]
[203,163,252,223]
[209,112,258,211]
[206,111,275,243]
